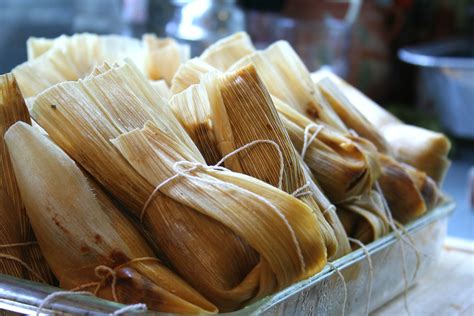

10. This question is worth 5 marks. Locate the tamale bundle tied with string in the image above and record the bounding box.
[0,73,53,285]
[31,60,327,311]
[169,46,381,206]
[5,121,216,314]
[312,69,451,183]
[170,64,351,260]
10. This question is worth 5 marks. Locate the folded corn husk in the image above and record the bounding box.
[378,154,427,223]
[229,41,347,132]
[171,58,218,94]
[336,191,389,246]
[13,33,189,99]
[381,124,450,183]
[150,80,171,99]
[14,34,145,98]
[312,70,451,183]
[5,121,216,314]
[200,32,255,71]
[143,34,190,84]
[400,162,443,211]
[171,65,350,259]
[0,73,53,284]
[31,61,326,311]
[273,96,381,203]
[314,76,392,155]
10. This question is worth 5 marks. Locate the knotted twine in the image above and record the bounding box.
[36,257,158,315]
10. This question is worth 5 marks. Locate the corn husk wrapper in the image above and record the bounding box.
[378,154,426,223]
[143,34,190,84]
[229,41,347,132]
[113,121,326,308]
[14,33,189,100]
[336,191,389,246]
[31,61,326,311]
[200,32,255,71]
[0,73,53,284]
[312,70,451,183]
[170,58,218,94]
[5,122,216,314]
[400,163,443,211]
[380,124,450,183]
[150,80,171,100]
[14,34,145,98]
[314,76,392,155]
[273,96,381,203]
[171,65,350,259]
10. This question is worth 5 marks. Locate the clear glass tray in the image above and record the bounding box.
[0,201,454,315]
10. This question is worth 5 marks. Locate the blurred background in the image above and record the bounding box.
[0,0,473,238]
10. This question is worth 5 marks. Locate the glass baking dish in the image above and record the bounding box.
[0,201,454,315]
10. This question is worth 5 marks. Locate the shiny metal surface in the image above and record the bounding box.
[0,201,454,315]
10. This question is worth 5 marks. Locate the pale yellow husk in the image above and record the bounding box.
[0,73,53,284]
[200,32,255,71]
[143,34,190,84]
[312,69,451,183]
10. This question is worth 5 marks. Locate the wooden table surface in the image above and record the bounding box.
[373,237,474,316]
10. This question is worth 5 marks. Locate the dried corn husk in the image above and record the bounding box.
[170,58,218,94]
[312,70,451,183]
[380,124,450,183]
[400,163,443,211]
[378,154,426,223]
[31,61,326,311]
[171,65,350,259]
[13,34,145,98]
[200,32,255,71]
[150,80,171,99]
[336,191,389,246]
[14,33,189,100]
[229,41,347,132]
[5,122,217,314]
[27,37,55,60]
[315,76,392,154]
[0,73,53,284]
[273,96,381,203]
[143,34,190,84]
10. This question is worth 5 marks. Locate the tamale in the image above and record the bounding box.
[31,61,326,311]
[312,70,451,183]
[273,96,381,203]
[336,191,389,246]
[315,76,392,154]
[0,73,53,284]
[113,121,326,301]
[171,65,350,259]
[378,154,427,223]
[200,32,255,71]
[143,34,190,84]
[229,41,347,132]
[5,122,217,314]
[381,124,451,183]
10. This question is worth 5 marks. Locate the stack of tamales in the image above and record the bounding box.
[0,32,449,313]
